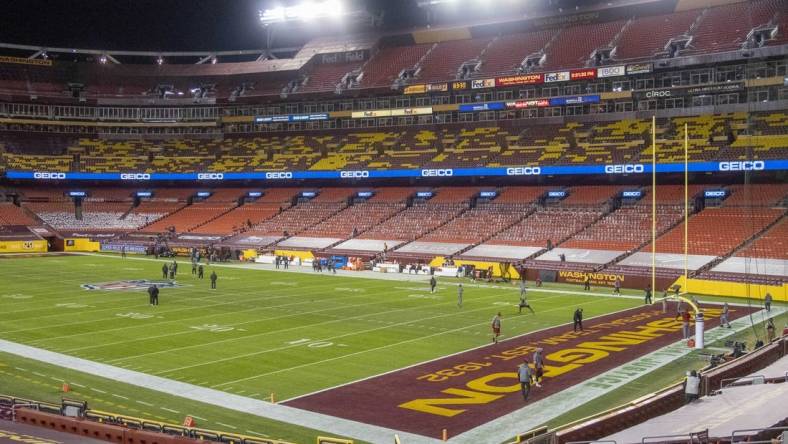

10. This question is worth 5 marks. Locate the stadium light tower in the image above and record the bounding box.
[259,0,348,25]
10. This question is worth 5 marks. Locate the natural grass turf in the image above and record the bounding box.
[0,254,640,400]
[1,253,780,442]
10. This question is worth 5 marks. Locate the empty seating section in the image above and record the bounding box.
[429,187,480,203]
[2,112,787,173]
[614,10,699,60]
[415,38,491,83]
[142,203,235,233]
[301,202,406,238]
[686,0,781,54]
[426,127,506,167]
[371,129,437,169]
[0,202,37,225]
[310,132,401,170]
[489,207,604,247]
[22,201,153,230]
[243,202,347,236]
[361,44,432,88]
[192,204,282,234]
[562,120,649,164]
[723,184,787,207]
[191,188,299,235]
[562,185,621,205]
[420,204,525,243]
[477,30,557,76]
[360,202,467,241]
[563,203,684,251]
[542,20,626,69]
[297,61,362,94]
[649,207,784,256]
[490,124,567,166]
[493,186,547,205]
[738,217,788,260]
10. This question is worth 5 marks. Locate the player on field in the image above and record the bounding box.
[613,278,621,295]
[172,260,178,277]
[198,264,204,279]
[457,284,463,308]
[573,308,583,332]
[430,276,437,294]
[148,284,159,306]
[644,284,652,305]
[720,302,731,328]
[491,312,502,343]
[517,358,533,401]
[210,271,217,289]
[532,348,544,387]
[161,263,168,279]
[583,275,591,291]
[168,263,175,280]
[518,286,535,314]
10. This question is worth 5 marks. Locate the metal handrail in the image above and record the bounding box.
[642,433,693,443]
[719,374,766,390]
[731,426,788,443]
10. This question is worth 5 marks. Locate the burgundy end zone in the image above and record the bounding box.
[286,305,756,439]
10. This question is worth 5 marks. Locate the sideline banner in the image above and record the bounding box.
[0,240,47,253]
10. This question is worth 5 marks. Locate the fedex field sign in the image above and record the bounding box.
[605,164,644,174]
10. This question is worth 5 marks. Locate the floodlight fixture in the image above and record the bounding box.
[259,0,348,25]
[156,56,164,65]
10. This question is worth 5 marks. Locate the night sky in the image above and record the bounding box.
[0,0,605,53]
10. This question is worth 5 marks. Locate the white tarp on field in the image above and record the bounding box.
[712,256,788,277]
[535,247,623,264]
[277,237,342,249]
[619,252,716,271]
[332,239,404,252]
[395,241,470,256]
[460,244,543,260]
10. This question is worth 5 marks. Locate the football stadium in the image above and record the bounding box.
[0,0,787,443]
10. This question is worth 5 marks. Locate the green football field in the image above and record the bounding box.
[0,253,782,443]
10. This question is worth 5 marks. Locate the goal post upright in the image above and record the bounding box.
[651,116,656,296]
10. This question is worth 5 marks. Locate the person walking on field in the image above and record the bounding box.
[720,302,731,328]
[457,284,463,308]
[491,312,502,344]
[613,278,621,295]
[517,359,533,401]
[430,276,437,294]
[764,293,772,312]
[210,271,217,289]
[644,284,653,305]
[161,263,169,279]
[532,348,544,387]
[198,264,204,279]
[583,276,591,291]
